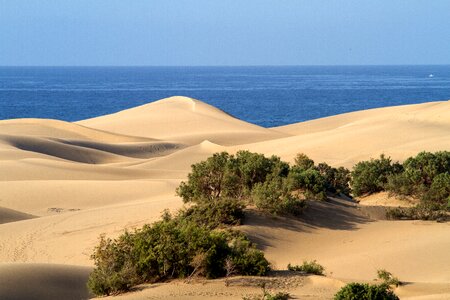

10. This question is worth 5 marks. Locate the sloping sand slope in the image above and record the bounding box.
[0,97,449,299]
[238,100,450,167]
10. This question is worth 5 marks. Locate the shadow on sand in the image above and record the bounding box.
[241,195,374,251]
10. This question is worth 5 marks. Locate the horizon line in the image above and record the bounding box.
[1,64,450,68]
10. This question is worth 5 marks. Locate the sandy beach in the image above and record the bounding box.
[1,96,449,299]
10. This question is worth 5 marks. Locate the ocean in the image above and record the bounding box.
[0,65,449,127]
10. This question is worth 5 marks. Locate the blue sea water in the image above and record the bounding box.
[0,66,449,127]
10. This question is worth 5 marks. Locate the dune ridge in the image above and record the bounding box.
[0,96,449,299]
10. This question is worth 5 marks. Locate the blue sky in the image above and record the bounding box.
[1,0,449,66]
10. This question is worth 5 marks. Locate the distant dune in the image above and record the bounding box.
[0,96,449,299]
[240,100,450,167]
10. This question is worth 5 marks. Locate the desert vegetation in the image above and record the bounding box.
[88,150,448,296]
[88,151,347,296]
[334,269,400,300]
[351,151,450,220]
[87,209,269,296]
[334,282,399,300]
[177,151,351,216]
[287,260,325,275]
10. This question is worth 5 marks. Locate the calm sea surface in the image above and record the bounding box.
[0,66,449,127]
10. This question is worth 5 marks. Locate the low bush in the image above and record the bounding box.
[384,151,450,204]
[316,163,352,196]
[385,172,416,197]
[87,233,139,296]
[176,151,290,205]
[351,154,402,197]
[288,168,327,201]
[287,260,325,275]
[423,172,450,208]
[334,282,399,300]
[88,213,269,296]
[294,153,315,171]
[180,197,245,228]
[401,151,450,187]
[251,176,306,216]
[235,150,290,194]
[176,152,239,203]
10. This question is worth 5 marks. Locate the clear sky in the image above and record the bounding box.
[1,0,449,66]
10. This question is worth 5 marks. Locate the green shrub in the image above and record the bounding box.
[377,269,400,287]
[177,151,290,204]
[294,153,315,171]
[180,197,245,228]
[176,152,239,203]
[252,176,305,216]
[87,233,139,296]
[402,151,450,187]
[334,282,399,300]
[385,151,450,200]
[235,150,290,194]
[383,152,450,219]
[351,155,401,196]
[385,172,416,197]
[228,232,270,276]
[316,163,352,196]
[289,168,327,200]
[287,260,325,275]
[289,167,327,200]
[423,173,450,208]
[88,215,269,296]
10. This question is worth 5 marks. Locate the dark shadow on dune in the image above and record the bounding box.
[299,196,372,230]
[0,263,92,300]
[241,196,374,251]
[55,139,186,159]
[0,206,36,224]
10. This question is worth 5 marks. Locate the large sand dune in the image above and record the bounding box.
[0,96,449,299]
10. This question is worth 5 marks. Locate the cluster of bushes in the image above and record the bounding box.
[295,154,351,197]
[351,151,450,220]
[88,151,350,296]
[88,150,445,296]
[176,151,300,216]
[177,151,351,217]
[334,269,400,300]
[88,210,269,296]
[334,282,399,300]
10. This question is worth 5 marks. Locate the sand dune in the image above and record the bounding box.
[78,96,288,145]
[0,97,449,299]
[255,100,450,167]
